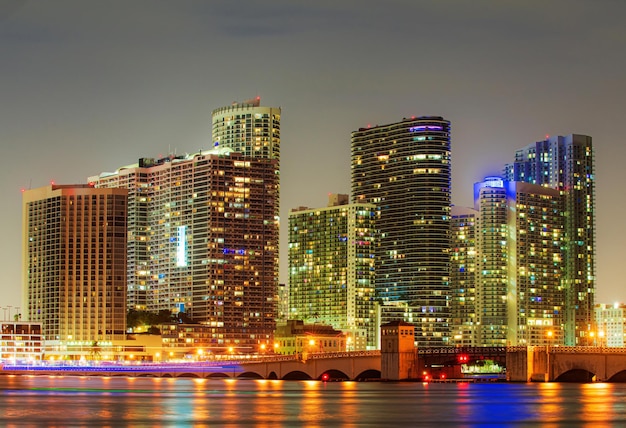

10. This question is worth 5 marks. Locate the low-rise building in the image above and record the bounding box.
[0,321,43,362]
[594,303,626,347]
[274,320,346,358]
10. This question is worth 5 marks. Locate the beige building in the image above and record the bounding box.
[22,184,128,344]
[273,320,346,358]
[594,303,626,347]
[0,321,43,362]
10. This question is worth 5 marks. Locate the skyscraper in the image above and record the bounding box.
[90,147,279,351]
[451,177,566,347]
[22,184,128,342]
[504,181,564,346]
[351,116,451,347]
[288,194,377,350]
[505,134,595,345]
[474,177,509,346]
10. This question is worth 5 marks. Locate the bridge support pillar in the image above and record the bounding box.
[381,321,419,380]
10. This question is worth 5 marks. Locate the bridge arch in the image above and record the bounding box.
[554,369,596,383]
[282,370,313,380]
[607,370,626,382]
[354,369,381,381]
[318,369,349,381]
[238,371,264,379]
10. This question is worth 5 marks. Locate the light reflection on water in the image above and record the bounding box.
[1,375,626,426]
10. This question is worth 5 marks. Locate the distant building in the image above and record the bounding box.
[450,206,479,347]
[273,320,346,357]
[89,147,279,350]
[505,134,595,345]
[288,194,377,350]
[0,321,43,362]
[160,323,231,358]
[594,303,626,347]
[276,283,288,323]
[22,184,128,343]
[351,117,451,347]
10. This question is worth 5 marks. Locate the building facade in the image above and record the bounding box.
[351,116,451,347]
[449,205,479,347]
[474,177,509,346]
[211,97,281,166]
[505,134,595,345]
[594,303,626,347]
[288,194,377,350]
[505,181,565,346]
[273,320,347,357]
[90,147,279,351]
[22,184,128,343]
[0,321,43,362]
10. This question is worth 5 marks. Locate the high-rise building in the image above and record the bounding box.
[474,177,509,346]
[22,184,128,342]
[211,97,281,166]
[88,160,151,311]
[505,134,595,345]
[454,178,566,347]
[450,205,479,347]
[288,194,377,350]
[89,147,279,351]
[351,116,451,347]
[505,181,565,346]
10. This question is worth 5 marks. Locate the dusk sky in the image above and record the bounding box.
[1,1,625,312]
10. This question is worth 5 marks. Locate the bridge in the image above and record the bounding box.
[0,351,382,381]
[506,346,626,382]
[5,347,626,382]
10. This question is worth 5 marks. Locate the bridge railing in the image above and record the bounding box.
[506,346,626,354]
[306,350,381,360]
[419,347,507,356]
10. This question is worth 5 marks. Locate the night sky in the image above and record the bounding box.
[2,1,625,311]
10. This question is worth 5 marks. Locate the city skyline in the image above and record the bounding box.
[2,1,625,311]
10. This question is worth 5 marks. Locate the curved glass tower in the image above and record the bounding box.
[211,97,281,166]
[351,116,451,347]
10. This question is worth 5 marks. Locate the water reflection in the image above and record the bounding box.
[1,376,626,426]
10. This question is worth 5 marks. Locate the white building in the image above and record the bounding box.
[594,303,626,347]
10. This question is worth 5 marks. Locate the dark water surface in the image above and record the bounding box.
[1,375,626,427]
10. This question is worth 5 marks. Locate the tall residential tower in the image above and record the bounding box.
[90,147,279,351]
[505,134,595,345]
[351,116,451,347]
[288,194,377,350]
[22,184,128,343]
